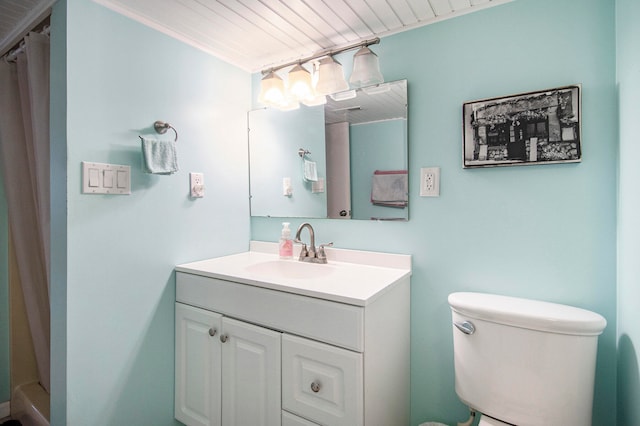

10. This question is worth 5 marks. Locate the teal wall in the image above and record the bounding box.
[616,0,640,424]
[251,0,618,424]
[49,1,67,423]
[0,162,8,404]
[3,0,627,424]
[52,0,251,424]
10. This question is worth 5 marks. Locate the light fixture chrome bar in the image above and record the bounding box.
[261,37,380,75]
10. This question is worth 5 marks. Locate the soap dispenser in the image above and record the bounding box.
[279,222,293,259]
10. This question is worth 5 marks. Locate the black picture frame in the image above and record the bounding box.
[462,85,581,168]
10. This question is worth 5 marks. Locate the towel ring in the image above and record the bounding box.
[153,120,178,142]
[298,148,311,158]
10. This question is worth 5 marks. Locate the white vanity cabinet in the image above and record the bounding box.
[175,242,411,426]
[175,303,281,426]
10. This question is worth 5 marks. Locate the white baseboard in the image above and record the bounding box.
[0,400,10,418]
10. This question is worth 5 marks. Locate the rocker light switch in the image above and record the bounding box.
[117,170,128,189]
[103,170,114,188]
[88,168,100,187]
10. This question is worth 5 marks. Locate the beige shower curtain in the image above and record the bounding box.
[0,31,51,393]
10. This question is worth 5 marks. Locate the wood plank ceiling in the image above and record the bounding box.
[1,0,513,71]
[0,0,55,56]
[91,0,513,72]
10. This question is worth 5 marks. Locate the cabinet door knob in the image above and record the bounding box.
[220,334,229,343]
[310,381,321,393]
[208,328,217,337]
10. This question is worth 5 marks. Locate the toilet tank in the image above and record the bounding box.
[448,292,606,426]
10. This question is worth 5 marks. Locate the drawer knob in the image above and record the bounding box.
[208,328,217,337]
[220,334,229,343]
[310,381,321,393]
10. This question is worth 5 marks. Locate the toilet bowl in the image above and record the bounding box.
[448,292,606,426]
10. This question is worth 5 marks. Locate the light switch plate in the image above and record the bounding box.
[82,162,131,195]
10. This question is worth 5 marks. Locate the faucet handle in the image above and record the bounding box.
[294,239,309,261]
[317,242,334,262]
[293,238,307,251]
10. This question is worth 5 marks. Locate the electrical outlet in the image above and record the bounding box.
[190,172,205,198]
[420,167,440,197]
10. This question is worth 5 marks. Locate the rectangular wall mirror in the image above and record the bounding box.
[248,79,408,221]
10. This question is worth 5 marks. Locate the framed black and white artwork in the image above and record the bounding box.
[462,85,581,168]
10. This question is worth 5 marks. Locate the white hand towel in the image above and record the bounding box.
[141,137,179,175]
[303,159,318,182]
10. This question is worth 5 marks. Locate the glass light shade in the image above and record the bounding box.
[349,46,384,88]
[288,64,314,101]
[302,94,327,107]
[258,71,285,106]
[276,97,300,111]
[315,56,349,96]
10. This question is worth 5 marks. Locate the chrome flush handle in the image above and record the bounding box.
[454,321,476,335]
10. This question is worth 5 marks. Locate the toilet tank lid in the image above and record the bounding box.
[448,292,607,335]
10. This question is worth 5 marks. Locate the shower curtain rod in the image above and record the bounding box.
[2,25,50,63]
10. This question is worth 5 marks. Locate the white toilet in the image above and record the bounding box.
[448,292,607,426]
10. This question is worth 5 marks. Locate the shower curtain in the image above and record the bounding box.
[0,31,51,393]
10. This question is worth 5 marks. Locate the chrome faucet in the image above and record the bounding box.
[294,222,333,264]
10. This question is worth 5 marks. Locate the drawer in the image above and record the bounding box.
[282,334,363,426]
[282,411,320,426]
[177,272,364,351]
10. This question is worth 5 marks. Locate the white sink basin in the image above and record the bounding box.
[244,260,335,279]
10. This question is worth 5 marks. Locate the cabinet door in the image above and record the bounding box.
[175,303,222,426]
[221,317,281,426]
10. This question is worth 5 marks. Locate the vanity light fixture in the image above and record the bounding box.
[278,98,301,111]
[315,56,349,96]
[349,46,384,88]
[258,71,285,106]
[288,63,314,101]
[302,61,328,106]
[258,37,383,110]
[302,94,327,107]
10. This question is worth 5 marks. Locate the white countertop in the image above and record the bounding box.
[176,241,411,306]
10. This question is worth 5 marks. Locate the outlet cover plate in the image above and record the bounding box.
[190,172,204,198]
[420,167,440,197]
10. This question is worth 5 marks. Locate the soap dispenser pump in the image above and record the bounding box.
[279,222,293,259]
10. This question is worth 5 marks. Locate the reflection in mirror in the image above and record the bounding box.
[249,79,408,221]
